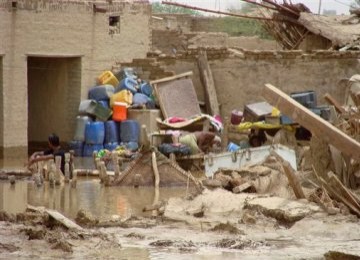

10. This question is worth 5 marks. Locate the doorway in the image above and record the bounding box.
[27,56,81,154]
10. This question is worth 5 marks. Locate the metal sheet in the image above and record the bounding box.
[204,145,297,178]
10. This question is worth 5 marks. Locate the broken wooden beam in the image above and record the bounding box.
[197,50,220,116]
[161,1,287,22]
[328,172,360,210]
[262,84,360,161]
[271,151,306,199]
[27,205,83,231]
[150,71,193,85]
[323,93,345,114]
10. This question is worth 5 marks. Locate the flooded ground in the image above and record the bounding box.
[0,179,360,259]
[1,155,360,259]
[0,179,187,219]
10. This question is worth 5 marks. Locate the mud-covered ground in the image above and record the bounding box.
[1,188,360,260]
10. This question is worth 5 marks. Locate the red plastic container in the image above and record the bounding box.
[231,110,243,125]
[113,102,127,122]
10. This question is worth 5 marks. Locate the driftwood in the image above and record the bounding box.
[271,151,306,199]
[263,83,360,161]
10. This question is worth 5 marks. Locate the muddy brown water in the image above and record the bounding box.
[1,159,360,259]
[0,179,187,219]
[0,180,250,259]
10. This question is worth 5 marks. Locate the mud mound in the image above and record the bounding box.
[0,211,15,222]
[149,239,195,248]
[210,222,244,235]
[51,239,73,253]
[21,227,46,240]
[75,209,99,227]
[213,238,268,250]
[124,232,145,239]
[0,243,20,253]
[324,251,360,260]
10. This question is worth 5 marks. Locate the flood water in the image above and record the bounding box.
[0,179,187,219]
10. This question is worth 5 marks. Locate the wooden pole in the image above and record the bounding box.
[64,153,71,183]
[55,156,63,185]
[262,84,360,161]
[161,1,298,23]
[151,152,160,217]
[112,152,120,178]
[197,50,220,116]
[221,117,229,152]
[141,125,151,150]
[239,0,277,11]
[49,161,56,187]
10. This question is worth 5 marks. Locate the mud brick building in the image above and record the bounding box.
[0,0,151,161]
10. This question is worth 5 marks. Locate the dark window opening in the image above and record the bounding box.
[109,16,120,35]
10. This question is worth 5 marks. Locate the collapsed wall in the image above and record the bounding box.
[151,14,278,54]
[115,48,360,118]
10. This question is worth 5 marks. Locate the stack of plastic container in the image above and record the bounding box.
[70,69,148,157]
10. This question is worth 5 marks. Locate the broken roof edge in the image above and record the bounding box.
[298,12,360,47]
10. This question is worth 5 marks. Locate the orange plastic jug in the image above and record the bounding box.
[98,71,119,87]
[110,90,133,107]
[113,102,127,122]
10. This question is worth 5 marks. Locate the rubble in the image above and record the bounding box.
[245,197,321,223]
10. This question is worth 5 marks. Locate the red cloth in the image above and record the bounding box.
[168,117,186,123]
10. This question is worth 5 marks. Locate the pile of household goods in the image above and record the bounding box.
[225,90,332,152]
[201,81,360,221]
[69,68,155,158]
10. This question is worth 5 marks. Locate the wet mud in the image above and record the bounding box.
[0,180,360,259]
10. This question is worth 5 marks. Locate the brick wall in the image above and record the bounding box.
[162,49,360,118]
[0,0,151,159]
[117,49,360,120]
[151,14,193,32]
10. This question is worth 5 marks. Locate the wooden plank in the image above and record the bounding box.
[328,172,360,210]
[45,209,84,230]
[262,84,360,161]
[150,71,193,85]
[271,151,306,199]
[28,205,84,230]
[323,93,345,114]
[319,178,360,217]
[197,50,220,116]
